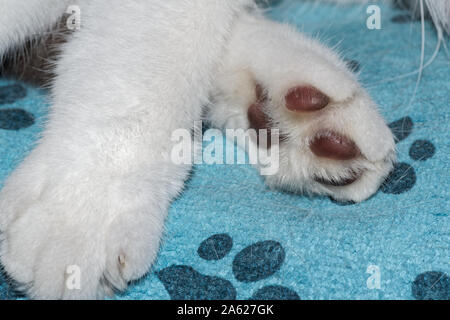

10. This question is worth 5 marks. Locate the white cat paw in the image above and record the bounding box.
[209,58,395,203]
[0,154,163,299]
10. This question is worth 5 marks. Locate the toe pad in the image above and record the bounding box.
[310,132,360,160]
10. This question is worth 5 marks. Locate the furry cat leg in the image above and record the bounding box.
[0,0,251,299]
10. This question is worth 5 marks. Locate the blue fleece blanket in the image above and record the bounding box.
[0,1,448,300]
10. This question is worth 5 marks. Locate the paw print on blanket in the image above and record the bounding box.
[157,234,300,300]
[412,271,450,300]
[382,116,436,194]
[0,84,35,130]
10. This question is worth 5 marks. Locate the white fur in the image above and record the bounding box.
[0,0,395,299]
[425,0,450,35]
[0,0,74,53]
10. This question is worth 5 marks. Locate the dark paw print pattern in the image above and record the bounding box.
[409,140,436,161]
[412,271,450,300]
[156,265,237,300]
[158,234,299,300]
[198,233,233,261]
[380,162,416,194]
[0,84,35,130]
[232,240,285,283]
[0,84,27,105]
[381,116,436,194]
[251,285,300,300]
[389,116,413,142]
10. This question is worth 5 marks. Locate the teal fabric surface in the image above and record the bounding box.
[0,1,448,300]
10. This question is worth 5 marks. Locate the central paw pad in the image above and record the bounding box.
[285,86,330,112]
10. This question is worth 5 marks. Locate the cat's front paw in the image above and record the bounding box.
[210,70,395,203]
[253,82,396,202]
[0,152,163,299]
[208,15,397,203]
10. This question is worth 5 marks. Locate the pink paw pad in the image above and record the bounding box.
[310,132,360,161]
[285,86,330,112]
[247,84,276,148]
